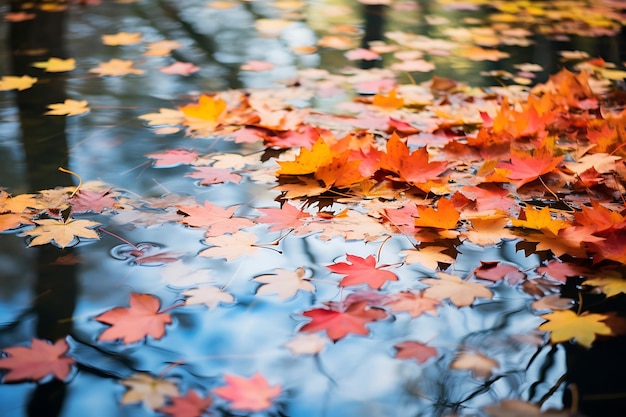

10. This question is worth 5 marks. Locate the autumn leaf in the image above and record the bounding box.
[401,246,456,270]
[421,272,493,307]
[0,212,33,232]
[70,189,117,213]
[120,373,179,410]
[510,206,570,235]
[413,198,460,229]
[372,88,404,109]
[0,75,37,91]
[32,57,76,72]
[160,61,200,76]
[327,254,398,289]
[277,138,333,175]
[538,310,612,348]
[536,259,587,283]
[179,94,226,122]
[177,201,254,236]
[584,272,626,298]
[102,31,142,45]
[146,149,199,167]
[253,267,315,300]
[394,340,438,364]
[139,108,185,126]
[284,333,326,355]
[450,352,499,378]
[384,290,441,317]
[21,218,101,248]
[45,99,90,116]
[299,301,387,342]
[496,152,564,188]
[158,390,213,417]
[0,338,74,382]
[186,166,242,185]
[95,293,173,344]
[256,202,310,232]
[89,59,144,76]
[212,373,281,412]
[182,285,235,309]
[473,262,526,285]
[199,231,260,261]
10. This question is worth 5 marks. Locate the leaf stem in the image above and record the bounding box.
[58,166,83,197]
[97,227,140,251]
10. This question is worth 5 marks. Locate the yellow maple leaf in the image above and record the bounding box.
[179,94,226,122]
[45,100,90,116]
[277,139,333,176]
[143,40,183,57]
[22,218,101,248]
[32,57,76,72]
[89,59,144,77]
[584,272,626,298]
[422,272,493,307]
[120,373,179,410]
[138,108,184,126]
[0,75,37,91]
[510,206,570,235]
[538,310,612,348]
[102,32,142,46]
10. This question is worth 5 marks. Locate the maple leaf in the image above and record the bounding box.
[372,88,404,109]
[45,99,90,116]
[284,333,326,355]
[94,293,173,344]
[158,390,213,417]
[212,373,281,412]
[379,132,448,185]
[199,231,260,261]
[384,290,441,317]
[0,75,37,91]
[101,31,142,45]
[394,341,438,364]
[0,338,74,383]
[186,166,242,185]
[21,218,101,248]
[536,259,587,283]
[146,149,199,167]
[496,152,564,188]
[473,262,526,285]
[183,285,235,309]
[89,59,144,76]
[401,246,456,270]
[160,62,200,76]
[70,189,117,213]
[588,230,626,264]
[139,108,185,126]
[450,352,499,378]
[277,138,333,175]
[180,94,226,122]
[120,373,179,409]
[0,212,33,232]
[413,198,460,229]
[327,254,398,289]
[584,273,626,298]
[253,267,315,300]
[177,201,254,236]
[299,301,387,342]
[421,272,493,307]
[32,57,76,72]
[144,40,183,56]
[256,202,309,232]
[511,206,570,235]
[538,310,612,348]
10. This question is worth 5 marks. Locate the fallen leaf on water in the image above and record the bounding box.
[89,59,144,76]
[0,338,74,383]
[45,99,90,116]
[0,75,37,91]
[32,57,76,72]
[451,351,499,378]
[394,340,438,364]
[538,310,612,348]
[158,390,213,417]
[253,267,315,300]
[327,254,398,289]
[199,231,260,261]
[120,373,179,410]
[422,272,493,307]
[160,61,200,76]
[102,31,142,46]
[212,373,281,412]
[183,285,235,309]
[21,218,101,248]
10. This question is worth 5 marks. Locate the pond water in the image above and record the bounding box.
[1,1,626,417]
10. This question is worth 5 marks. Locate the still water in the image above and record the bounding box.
[1,1,626,416]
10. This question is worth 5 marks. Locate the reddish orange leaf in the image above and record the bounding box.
[0,338,74,382]
[95,293,172,344]
[413,198,460,229]
[496,151,564,188]
[394,340,438,364]
[384,290,441,317]
[158,390,213,417]
[300,301,387,342]
[327,254,398,289]
[380,132,448,185]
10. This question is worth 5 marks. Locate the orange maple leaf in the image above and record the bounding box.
[277,138,334,175]
[497,150,563,187]
[372,88,404,109]
[95,293,172,344]
[413,198,460,229]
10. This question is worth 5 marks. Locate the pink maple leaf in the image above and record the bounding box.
[256,202,309,232]
[394,340,438,364]
[160,62,200,76]
[0,338,75,382]
[70,189,117,213]
[146,149,199,167]
[186,166,242,185]
[212,373,281,412]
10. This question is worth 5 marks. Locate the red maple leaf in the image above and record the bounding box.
[95,293,173,344]
[0,338,74,382]
[379,132,448,184]
[212,373,281,412]
[300,301,387,342]
[326,254,398,289]
[496,151,564,188]
[382,204,418,235]
[256,202,309,232]
[146,148,199,167]
[473,261,526,285]
[394,340,438,364]
[159,390,213,417]
[588,230,626,264]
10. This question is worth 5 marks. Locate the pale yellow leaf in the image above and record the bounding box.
[120,373,179,410]
[21,218,101,248]
[45,100,90,116]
